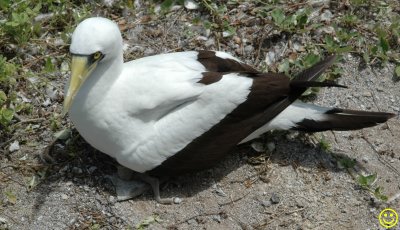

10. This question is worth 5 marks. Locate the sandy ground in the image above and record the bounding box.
[1,2,400,230]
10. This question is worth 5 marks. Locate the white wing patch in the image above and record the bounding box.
[240,101,329,143]
[215,51,242,63]
[122,73,253,172]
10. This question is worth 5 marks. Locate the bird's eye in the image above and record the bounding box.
[93,51,102,60]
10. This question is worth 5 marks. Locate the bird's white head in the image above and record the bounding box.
[63,17,123,115]
[70,17,122,60]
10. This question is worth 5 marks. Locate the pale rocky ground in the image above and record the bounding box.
[1,1,400,230]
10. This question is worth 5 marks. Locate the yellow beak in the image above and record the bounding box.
[62,55,97,116]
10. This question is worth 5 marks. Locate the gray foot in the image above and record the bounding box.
[107,173,150,201]
[133,173,182,205]
[108,166,182,204]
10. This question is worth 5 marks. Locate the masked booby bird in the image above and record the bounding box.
[64,17,395,203]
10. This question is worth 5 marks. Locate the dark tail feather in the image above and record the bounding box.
[290,80,347,89]
[293,108,396,132]
[289,55,338,101]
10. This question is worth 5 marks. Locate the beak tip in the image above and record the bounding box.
[62,100,70,117]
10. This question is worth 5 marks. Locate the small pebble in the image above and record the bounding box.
[244,45,254,53]
[270,193,280,204]
[212,215,221,223]
[109,217,117,223]
[187,219,197,225]
[265,51,276,65]
[362,91,372,97]
[251,142,265,152]
[19,154,28,161]
[34,13,54,22]
[0,216,8,224]
[54,38,65,47]
[196,36,208,41]
[72,167,83,174]
[60,61,69,73]
[222,31,234,38]
[184,0,199,10]
[205,38,215,47]
[9,141,20,152]
[42,98,51,107]
[215,187,227,197]
[17,92,32,103]
[233,36,241,44]
[68,218,77,226]
[88,166,97,174]
[61,193,68,200]
[173,197,182,204]
[260,200,272,207]
[320,10,333,22]
[103,0,117,7]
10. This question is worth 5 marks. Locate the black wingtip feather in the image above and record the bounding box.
[293,108,395,132]
[288,55,338,101]
[290,80,347,89]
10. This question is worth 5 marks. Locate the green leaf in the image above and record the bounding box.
[217,4,227,15]
[160,0,174,13]
[296,13,308,29]
[203,20,212,30]
[44,57,55,72]
[335,46,353,53]
[136,215,161,230]
[90,224,101,230]
[0,0,10,10]
[0,90,6,105]
[302,54,320,68]
[338,157,356,169]
[379,36,389,53]
[395,65,400,78]
[325,35,335,47]
[374,187,388,201]
[4,191,17,204]
[357,173,377,187]
[319,138,331,151]
[362,52,370,64]
[271,8,285,25]
[278,59,290,75]
[1,108,14,126]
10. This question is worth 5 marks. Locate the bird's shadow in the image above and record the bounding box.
[31,130,360,209]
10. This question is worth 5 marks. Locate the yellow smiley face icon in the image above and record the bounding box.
[379,208,399,229]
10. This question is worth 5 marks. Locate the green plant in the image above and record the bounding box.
[136,215,162,230]
[0,55,17,129]
[336,156,388,202]
[318,137,331,151]
[201,0,236,37]
[269,7,311,33]
[338,156,357,169]
[4,190,17,204]
[2,2,41,46]
[358,173,388,201]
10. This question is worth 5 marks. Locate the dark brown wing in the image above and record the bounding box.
[197,50,258,73]
[148,54,337,176]
[149,74,291,176]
